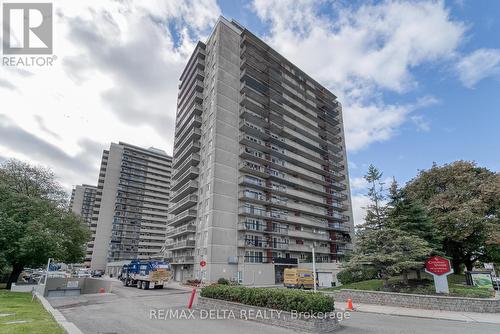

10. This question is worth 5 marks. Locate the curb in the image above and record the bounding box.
[336,306,500,325]
[35,292,84,334]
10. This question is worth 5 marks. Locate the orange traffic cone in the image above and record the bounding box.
[346,298,354,311]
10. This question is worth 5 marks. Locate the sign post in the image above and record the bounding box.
[425,256,453,293]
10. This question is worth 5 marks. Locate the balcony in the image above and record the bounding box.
[165,239,196,250]
[173,152,200,170]
[237,222,289,235]
[171,167,199,191]
[169,209,197,226]
[288,229,329,241]
[170,180,198,203]
[166,255,195,264]
[173,141,201,166]
[169,195,198,215]
[174,128,201,156]
[166,224,196,238]
[238,239,289,250]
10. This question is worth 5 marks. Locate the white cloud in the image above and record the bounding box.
[0,0,220,191]
[456,48,500,88]
[411,115,431,132]
[350,177,368,191]
[252,0,464,151]
[351,194,371,226]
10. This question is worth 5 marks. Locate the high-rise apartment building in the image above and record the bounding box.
[166,17,354,285]
[90,142,172,271]
[70,184,97,265]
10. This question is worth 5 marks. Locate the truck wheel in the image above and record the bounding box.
[142,281,149,290]
[137,281,142,289]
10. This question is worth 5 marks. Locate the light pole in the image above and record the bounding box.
[311,244,317,292]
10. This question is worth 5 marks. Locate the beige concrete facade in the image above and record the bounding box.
[90,142,172,271]
[70,184,97,265]
[166,17,353,285]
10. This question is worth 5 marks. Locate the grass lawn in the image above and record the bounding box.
[0,290,64,334]
[323,274,495,298]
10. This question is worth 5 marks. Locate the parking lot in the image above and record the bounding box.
[47,280,500,334]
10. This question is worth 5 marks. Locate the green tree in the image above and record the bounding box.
[346,228,432,290]
[358,165,388,231]
[387,178,439,250]
[346,166,432,289]
[0,160,91,289]
[404,161,500,273]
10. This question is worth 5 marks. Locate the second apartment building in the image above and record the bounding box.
[166,17,354,285]
[90,142,172,271]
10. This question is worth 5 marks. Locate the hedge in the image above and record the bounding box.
[200,285,335,313]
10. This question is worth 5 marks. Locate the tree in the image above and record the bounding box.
[387,178,439,250]
[0,161,91,289]
[358,165,388,231]
[0,159,68,207]
[346,166,432,289]
[346,228,432,290]
[404,161,500,273]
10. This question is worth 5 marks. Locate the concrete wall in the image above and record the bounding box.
[91,144,123,270]
[327,289,500,313]
[70,185,85,214]
[42,277,112,296]
[241,263,275,286]
[198,17,242,283]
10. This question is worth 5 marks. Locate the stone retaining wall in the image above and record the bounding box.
[197,297,340,333]
[326,289,500,313]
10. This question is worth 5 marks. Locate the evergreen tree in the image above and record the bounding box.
[358,165,388,231]
[387,178,439,250]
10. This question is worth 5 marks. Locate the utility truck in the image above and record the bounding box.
[119,261,172,290]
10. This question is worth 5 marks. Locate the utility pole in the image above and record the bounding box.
[311,244,317,292]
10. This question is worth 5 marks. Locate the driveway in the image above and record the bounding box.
[48,280,500,334]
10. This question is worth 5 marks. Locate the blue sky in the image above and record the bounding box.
[1,0,499,224]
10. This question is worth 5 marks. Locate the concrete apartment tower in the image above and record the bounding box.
[90,142,172,271]
[70,184,97,265]
[166,17,353,286]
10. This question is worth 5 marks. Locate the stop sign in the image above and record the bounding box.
[200,260,206,268]
[425,256,452,276]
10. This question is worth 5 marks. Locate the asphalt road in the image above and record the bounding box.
[48,280,500,334]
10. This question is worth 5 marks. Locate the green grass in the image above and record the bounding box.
[323,274,494,298]
[0,291,64,334]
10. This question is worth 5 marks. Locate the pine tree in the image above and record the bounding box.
[387,178,439,250]
[359,165,388,231]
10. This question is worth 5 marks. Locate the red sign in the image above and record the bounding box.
[200,260,206,268]
[425,256,452,276]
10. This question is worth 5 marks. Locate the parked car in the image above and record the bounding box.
[492,276,500,290]
[91,270,103,278]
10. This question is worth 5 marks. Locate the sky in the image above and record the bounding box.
[1,0,499,225]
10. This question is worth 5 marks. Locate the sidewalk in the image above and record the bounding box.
[337,302,500,324]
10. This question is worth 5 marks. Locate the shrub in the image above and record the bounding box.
[337,267,378,285]
[200,285,335,313]
[186,279,201,286]
[217,277,230,285]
